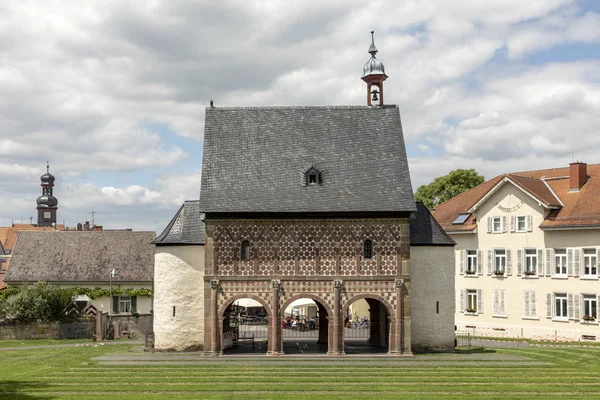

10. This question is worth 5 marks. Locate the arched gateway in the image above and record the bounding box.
[153,34,456,356]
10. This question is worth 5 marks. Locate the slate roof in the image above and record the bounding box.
[5,231,155,283]
[199,106,416,214]
[432,163,600,232]
[153,201,205,245]
[410,202,455,246]
[0,224,65,252]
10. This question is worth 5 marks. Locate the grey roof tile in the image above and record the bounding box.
[154,201,205,245]
[5,231,155,283]
[199,106,416,213]
[410,202,456,246]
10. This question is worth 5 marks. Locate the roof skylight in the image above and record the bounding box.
[452,213,471,225]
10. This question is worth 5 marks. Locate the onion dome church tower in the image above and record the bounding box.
[362,31,388,106]
[36,162,58,227]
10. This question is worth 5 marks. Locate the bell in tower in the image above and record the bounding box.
[36,162,58,227]
[361,31,388,107]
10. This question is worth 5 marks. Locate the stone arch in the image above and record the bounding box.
[219,293,272,319]
[218,293,272,355]
[280,293,333,318]
[280,293,334,354]
[342,293,395,323]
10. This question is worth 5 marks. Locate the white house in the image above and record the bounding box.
[433,162,600,341]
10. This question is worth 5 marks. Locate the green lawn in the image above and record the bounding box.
[1,344,600,399]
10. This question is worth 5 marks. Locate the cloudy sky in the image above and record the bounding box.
[1,0,599,234]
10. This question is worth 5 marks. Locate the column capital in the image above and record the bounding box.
[395,278,404,289]
[210,279,220,290]
[333,279,343,289]
[271,279,281,290]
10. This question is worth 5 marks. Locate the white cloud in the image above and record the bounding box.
[0,0,598,232]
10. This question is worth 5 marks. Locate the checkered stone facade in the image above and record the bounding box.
[209,219,410,278]
[217,280,273,311]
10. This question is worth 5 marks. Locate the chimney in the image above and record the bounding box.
[570,162,588,191]
[84,221,90,231]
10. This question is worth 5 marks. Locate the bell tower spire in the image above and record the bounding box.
[361,31,388,107]
[36,162,58,227]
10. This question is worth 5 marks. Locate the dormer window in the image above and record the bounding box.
[452,213,471,225]
[240,240,251,260]
[304,167,323,186]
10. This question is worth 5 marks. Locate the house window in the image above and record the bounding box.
[525,249,537,275]
[119,296,132,313]
[363,239,373,260]
[492,217,502,233]
[555,249,567,275]
[494,249,506,275]
[308,173,317,185]
[240,240,251,260]
[466,250,477,274]
[523,290,538,318]
[516,216,526,232]
[583,295,597,321]
[493,289,507,316]
[466,290,478,313]
[112,295,137,315]
[583,249,597,276]
[44,211,51,219]
[555,293,568,318]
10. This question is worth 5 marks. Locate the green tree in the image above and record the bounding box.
[415,168,484,209]
[0,282,74,323]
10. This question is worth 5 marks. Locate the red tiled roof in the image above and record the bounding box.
[432,163,600,231]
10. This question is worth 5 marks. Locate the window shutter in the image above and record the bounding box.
[546,293,552,318]
[131,296,137,313]
[574,248,581,276]
[597,248,600,276]
[527,215,533,232]
[510,216,516,232]
[487,250,493,275]
[545,249,554,276]
[477,250,483,275]
[574,294,580,320]
[459,250,465,274]
[506,249,512,276]
[112,296,119,315]
[524,291,530,317]
[500,290,506,316]
[487,217,492,233]
[517,249,523,276]
[537,249,543,275]
[493,290,499,315]
[459,290,464,312]
[477,289,483,314]
[502,216,507,233]
[567,249,574,276]
[530,291,537,317]
[568,293,574,320]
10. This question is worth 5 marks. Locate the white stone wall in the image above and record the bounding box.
[411,246,456,352]
[154,245,205,351]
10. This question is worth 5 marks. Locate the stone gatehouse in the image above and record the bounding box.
[153,35,456,355]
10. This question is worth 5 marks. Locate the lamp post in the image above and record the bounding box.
[108,268,119,340]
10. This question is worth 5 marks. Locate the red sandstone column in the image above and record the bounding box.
[210,280,219,355]
[390,279,403,355]
[330,280,343,355]
[269,280,282,355]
